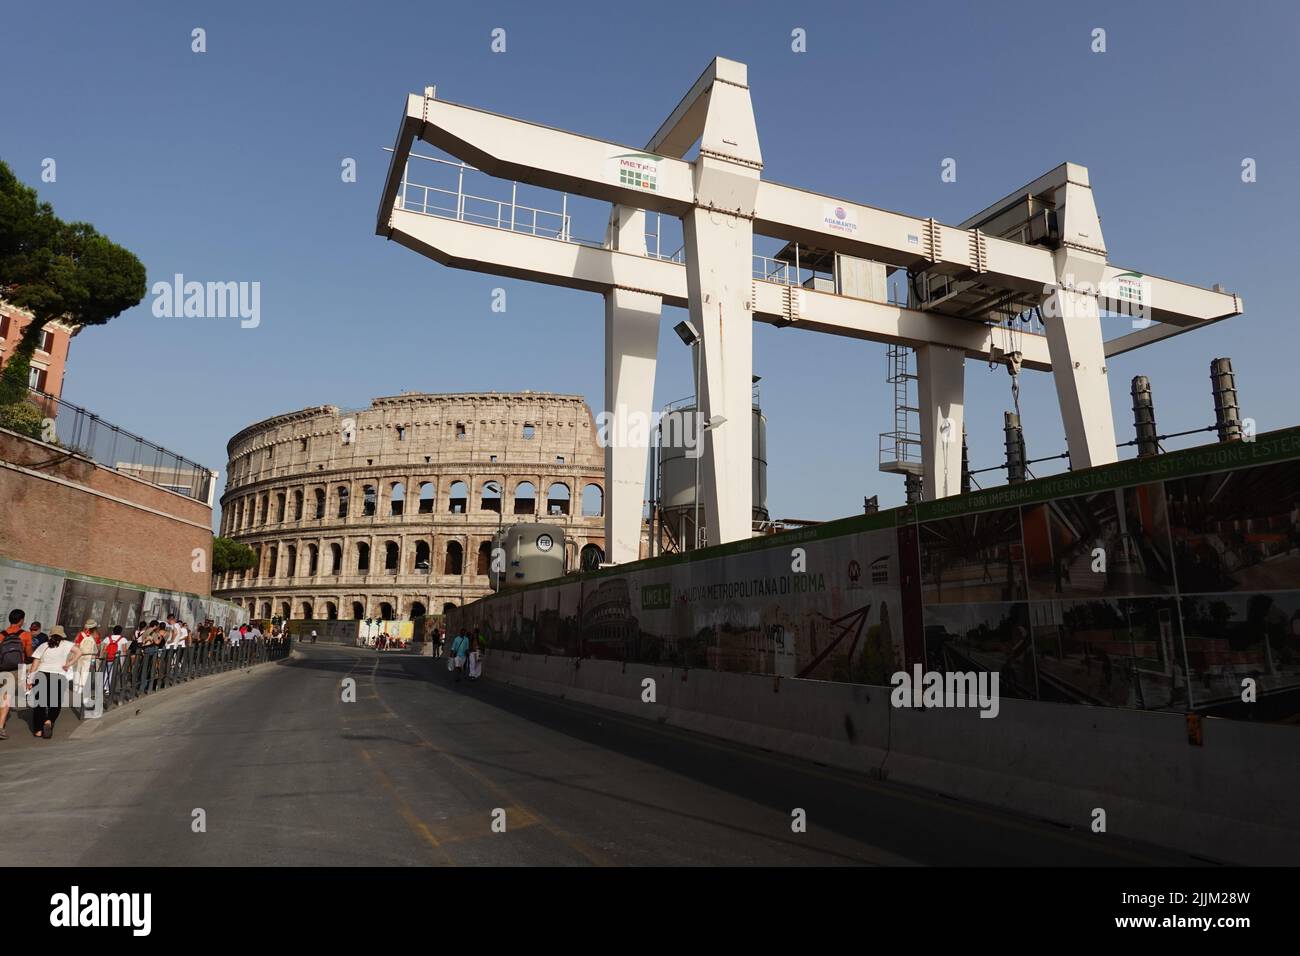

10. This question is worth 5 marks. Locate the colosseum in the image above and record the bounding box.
[212,392,606,623]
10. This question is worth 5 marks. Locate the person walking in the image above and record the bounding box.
[28,626,83,739]
[29,620,47,655]
[73,620,100,706]
[1,609,33,741]
[468,632,483,681]
[101,626,127,698]
[450,629,470,682]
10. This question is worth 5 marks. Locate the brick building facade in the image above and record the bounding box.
[0,301,74,399]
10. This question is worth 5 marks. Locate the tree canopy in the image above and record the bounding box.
[0,159,146,403]
[212,536,258,574]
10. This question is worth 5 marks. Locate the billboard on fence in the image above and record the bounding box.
[452,428,1300,724]
[0,557,246,636]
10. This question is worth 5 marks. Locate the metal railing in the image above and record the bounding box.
[17,387,214,501]
[87,637,291,712]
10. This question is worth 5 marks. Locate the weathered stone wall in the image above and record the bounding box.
[213,392,606,620]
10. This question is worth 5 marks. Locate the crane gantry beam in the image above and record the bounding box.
[377,57,1243,561]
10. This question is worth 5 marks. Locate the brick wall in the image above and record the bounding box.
[0,427,213,595]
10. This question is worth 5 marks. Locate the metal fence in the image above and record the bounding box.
[22,387,214,502]
[85,638,291,712]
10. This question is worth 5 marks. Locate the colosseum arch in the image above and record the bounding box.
[378,601,395,621]
[286,544,298,577]
[260,601,272,619]
[301,601,314,619]
[362,483,378,517]
[293,489,304,520]
[413,540,431,572]
[547,482,571,516]
[582,483,604,517]
[313,488,326,519]
[448,481,468,513]
[384,541,400,572]
[275,492,286,522]
[330,543,343,575]
[351,601,365,620]
[279,601,291,619]
[307,543,319,575]
[336,485,350,518]
[356,542,371,572]
[480,480,502,513]
[409,600,427,619]
[513,481,536,515]
[390,481,405,516]
[417,481,435,514]
[580,543,606,570]
[476,540,492,576]
[445,540,463,575]
[324,601,338,620]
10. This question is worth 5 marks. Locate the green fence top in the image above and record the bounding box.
[461,425,1300,605]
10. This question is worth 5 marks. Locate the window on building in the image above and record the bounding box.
[293,489,304,520]
[384,541,399,571]
[314,488,326,519]
[337,486,349,518]
[27,366,47,391]
[330,543,342,574]
[480,481,501,513]
[396,425,406,441]
[556,456,565,465]
[390,482,404,516]
[357,542,370,572]
[489,455,498,463]
[456,423,466,440]
[39,329,55,353]
[523,424,536,440]
[582,483,604,517]
[414,540,431,571]
[363,484,376,517]
[418,482,434,514]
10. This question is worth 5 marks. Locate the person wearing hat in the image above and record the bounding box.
[27,626,84,739]
[73,620,100,707]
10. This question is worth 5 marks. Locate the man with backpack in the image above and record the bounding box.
[101,626,127,698]
[2,609,34,740]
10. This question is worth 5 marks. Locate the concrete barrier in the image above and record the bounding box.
[483,649,1300,864]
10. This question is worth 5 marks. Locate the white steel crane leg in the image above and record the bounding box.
[916,344,966,499]
[1041,179,1118,470]
[602,206,661,564]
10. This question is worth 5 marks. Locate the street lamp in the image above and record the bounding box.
[484,480,505,590]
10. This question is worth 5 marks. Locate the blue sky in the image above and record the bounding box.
[2,0,1297,526]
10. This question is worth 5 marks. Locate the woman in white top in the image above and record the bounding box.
[28,626,83,739]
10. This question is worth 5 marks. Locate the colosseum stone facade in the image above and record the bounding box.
[212,392,606,622]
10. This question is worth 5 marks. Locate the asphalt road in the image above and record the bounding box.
[1,644,1207,866]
